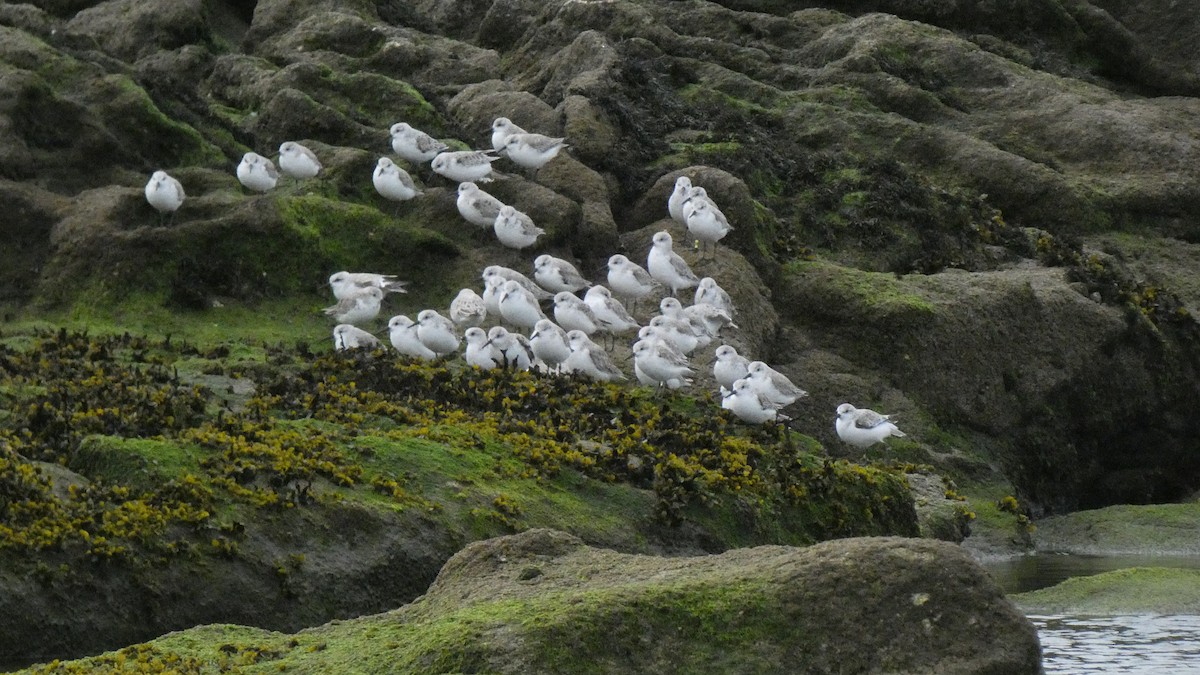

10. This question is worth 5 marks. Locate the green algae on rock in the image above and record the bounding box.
[15,530,1042,675]
[1014,567,1200,615]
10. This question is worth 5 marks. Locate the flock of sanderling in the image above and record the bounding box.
[142,117,906,448]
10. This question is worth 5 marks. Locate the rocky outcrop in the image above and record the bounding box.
[2,0,1199,531]
[14,529,1044,673]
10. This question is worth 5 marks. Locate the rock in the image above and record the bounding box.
[446,79,559,142]
[377,530,1042,672]
[1014,567,1200,615]
[1032,503,1200,556]
[62,0,209,63]
[25,529,1042,672]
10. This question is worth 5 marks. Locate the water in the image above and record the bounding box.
[1032,614,1200,674]
[983,554,1200,674]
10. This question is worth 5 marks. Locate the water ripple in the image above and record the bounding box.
[1031,614,1200,674]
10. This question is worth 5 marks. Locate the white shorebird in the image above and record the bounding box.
[493,205,544,250]
[498,279,548,330]
[387,315,437,360]
[389,122,447,164]
[323,286,383,325]
[144,170,185,222]
[684,194,732,257]
[449,288,487,328]
[278,142,322,179]
[481,275,505,317]
[585,286,639,339]
[694,277,735,317]
[328,271,408,301]
[236,152,278,192]
[502,132,568,172]
[563,330,625,381]
[722,379,783,424]
[712,345,750,391]
[534,254,591,294]
[373,157,422,203]
[647,315,700,355]
[632,339,693,390]
[530,319,571,373]
[432,150,499,183]
[487,326,533,370]
[835,403,907,448]
[463,327,501,370]
[606,254,661,313]
[491,117,527,153]
[647,231,700,297]
[416,309,460,357]
[482,265,552,301]
[683,302,737,341]
[333,324,380,351]
[456,181,505,230]
[667,176,693,224]
[554,291,601,335]
[743,361,808,408]
[659,297,707,338]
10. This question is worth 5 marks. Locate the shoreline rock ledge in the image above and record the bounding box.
[393,528,1042,673]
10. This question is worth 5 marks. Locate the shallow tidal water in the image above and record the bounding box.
[984,554,1200,674]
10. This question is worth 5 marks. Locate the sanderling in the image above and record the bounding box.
[323,286,383,325]
[744,361,807,408]
[491,117,527,153]
[387,315,437,360]
[684,194,732,257]
[449,288,488,327]
[278,142,322,179]
[416,309,461,357]
[606,254,661,312]
[554,291,601,335]
[667,176,692,225]
[835,403,907,448]
[493,205,544,250]
[487,326,534,370]
[502,132,568,172]
[432,150,500,183]
[530,319,571,373]
[647,315,700,355]
[712,345,750,390]
[456,182,505,229]
[633,339,693,390]
[144,170,185,221]
[329,271,408,301]
[464,327,501,370]
[498,279,548,330]
[722,379,782,424]
[658,297,707,338]
[333,324,380,351]
[482,265,552,301]
[584,286,639,337]
[647,231,700,297]
[683,302,737,341]
[534,254,591,294]
[373,157,422,202]
[482,275,505,317]
[694,277,735,317]
[236,152,278,192]
[389,123,448,164]
[563,330,625,381]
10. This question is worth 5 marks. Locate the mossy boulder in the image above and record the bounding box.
[1014,567,1200,615]
[13,529,1042,674]
[1032,503,1200,556]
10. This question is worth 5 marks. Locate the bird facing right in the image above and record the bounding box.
[834,403,907,448]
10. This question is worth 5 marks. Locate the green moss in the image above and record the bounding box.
[1033,503,1200,555]
[1014,567,1200,614]
[784,259,937,322]
[73,436,204,493]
